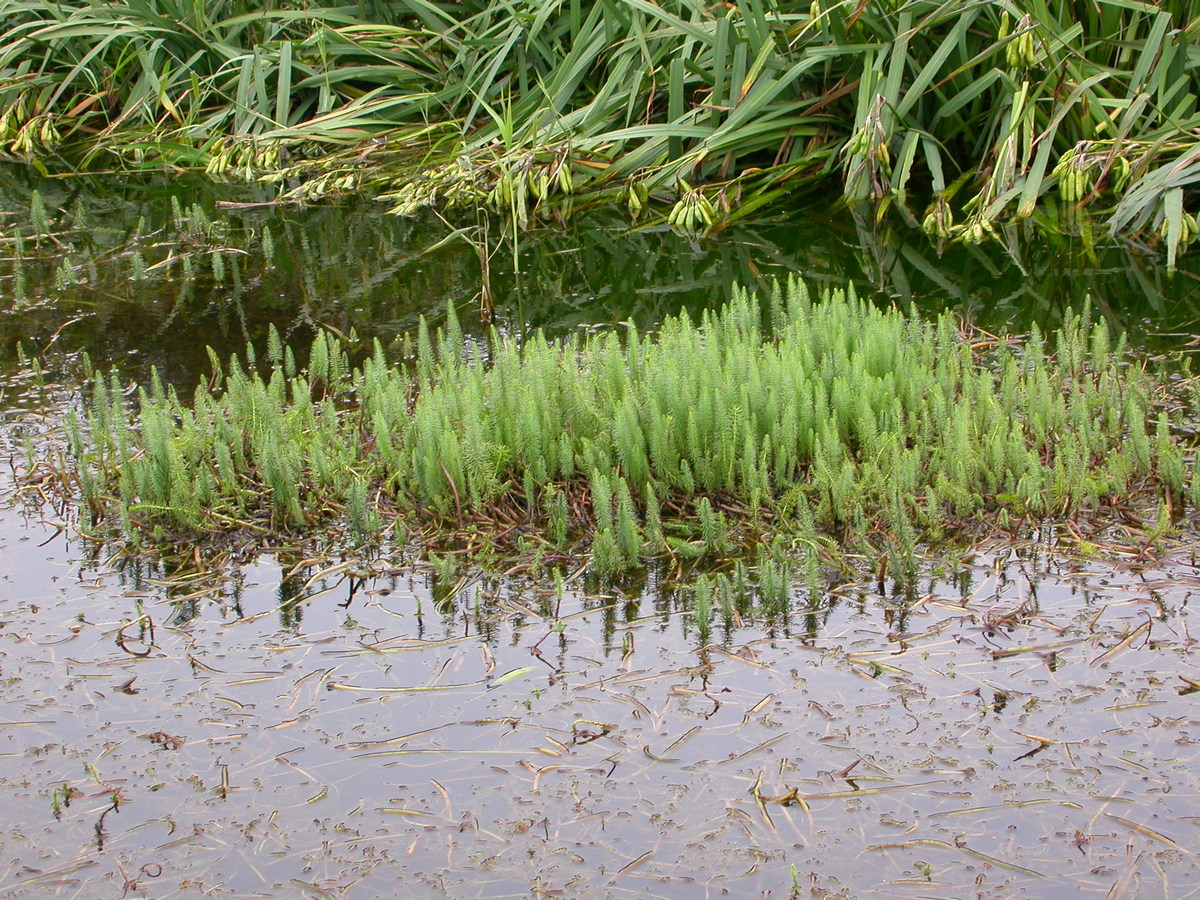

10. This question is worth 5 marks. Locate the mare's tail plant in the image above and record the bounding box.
[48,276,1195,576]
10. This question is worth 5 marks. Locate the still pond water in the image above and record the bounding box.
[1,173,1199,898]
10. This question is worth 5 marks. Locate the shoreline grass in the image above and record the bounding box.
[40,276,1198,576]
[1,1,1198,254]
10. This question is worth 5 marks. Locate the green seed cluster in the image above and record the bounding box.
[68,277,1189,571]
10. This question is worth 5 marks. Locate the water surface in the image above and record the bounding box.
[2,171,1199,899]
[2,453,1198,898]
[3,170,1200,389]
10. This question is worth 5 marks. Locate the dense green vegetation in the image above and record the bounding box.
[48,277,1194,576]
[1,0,1197,256]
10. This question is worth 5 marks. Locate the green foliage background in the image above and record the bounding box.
[1,0,1198,252]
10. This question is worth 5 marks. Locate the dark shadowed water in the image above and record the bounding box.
[3,168,1200,386]
[2,170,1199,899]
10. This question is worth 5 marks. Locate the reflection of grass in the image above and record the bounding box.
[6,176,1200,369]
[48,276,1195,575]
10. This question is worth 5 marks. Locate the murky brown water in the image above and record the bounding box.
[2,383,1198,899]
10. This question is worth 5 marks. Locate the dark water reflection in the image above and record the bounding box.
[2,169,1200,392]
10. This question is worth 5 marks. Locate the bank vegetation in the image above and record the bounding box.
[1,0,1198,258]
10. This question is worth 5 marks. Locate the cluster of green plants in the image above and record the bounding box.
[682,537,809,640]
[1,0,1197,255]
[54,276,1196,577]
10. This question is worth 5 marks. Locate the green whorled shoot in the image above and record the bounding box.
[691,574,712,641]
[58,276,1194,573]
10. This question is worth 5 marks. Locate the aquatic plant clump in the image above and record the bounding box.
[62,278,1192,569]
